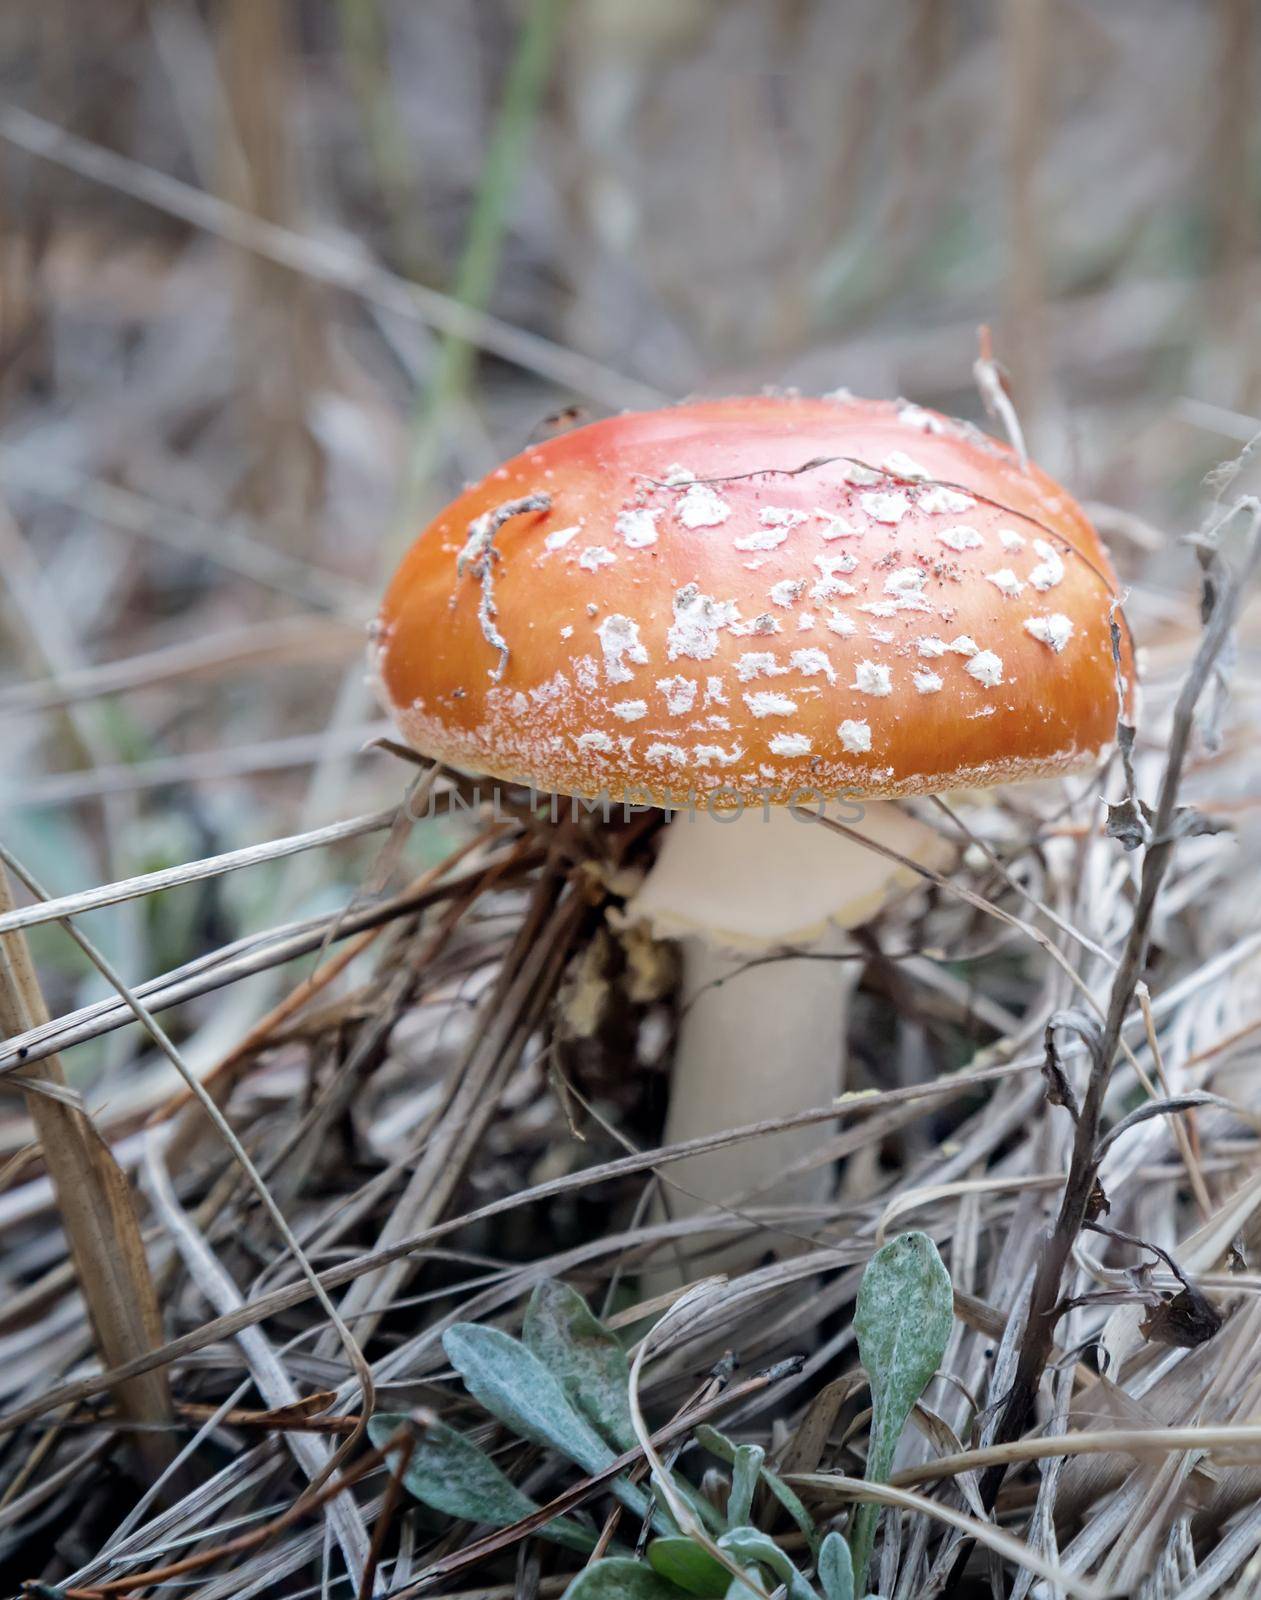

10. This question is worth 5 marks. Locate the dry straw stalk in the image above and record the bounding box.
[0,867,172,1479]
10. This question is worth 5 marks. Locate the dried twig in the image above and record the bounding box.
[0,840,542,1075]
[970,502,1261,1520]
[0,806,400,935]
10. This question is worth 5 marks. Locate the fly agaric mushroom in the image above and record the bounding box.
[373,395,1131,1247]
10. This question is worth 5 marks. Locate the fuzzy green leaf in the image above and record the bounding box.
[648,1536,731,1595]
[818,1530,855,1600]
[727,1443,763,1529]
[723,1572,764,1600]
[524,1279,636,1451]
[562,1558,691,1599]
[366,1412,595,1553]
[444,1323,614,1472]
[679,1477,731,1536]
[719,1527,816,1600]
[851,1231,953,1584]
[696,1425,817,1555]
[442,1323,661,1528]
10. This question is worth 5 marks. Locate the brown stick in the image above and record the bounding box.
[0,868,172,1480]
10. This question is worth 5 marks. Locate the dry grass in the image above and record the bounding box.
[3,4,1261,1597]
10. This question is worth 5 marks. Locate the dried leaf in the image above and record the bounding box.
[1084,1180,1111,1223]
[1042,1009,1106,1118]
[776,1373,866,1478]
[1169,805,1231,840]
[1104,796,1149,852]
[1096,1091,1236,1158]
[1140,1287,1224,1349]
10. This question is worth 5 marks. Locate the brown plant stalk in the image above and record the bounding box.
[0,868,173,1481]
[953,500,1261,1574]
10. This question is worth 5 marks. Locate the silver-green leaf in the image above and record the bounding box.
[696,1425,817,1555]
[562,1557,691,1599]
[850,1231,953,1583]
[443,1322,615,1474]
[727,1444,763,1529]
[523,1279,636,1451]
[719,1528,816,1600]
[723,1571,765,1600]
[366,1412,595,1553]
[442,1323,660,1528]
[818,1530,855,1600]
[648,1536,731,1596]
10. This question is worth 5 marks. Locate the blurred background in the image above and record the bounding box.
[1,0,1259,1138]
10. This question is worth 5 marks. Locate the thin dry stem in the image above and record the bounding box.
[0,868,173,1482]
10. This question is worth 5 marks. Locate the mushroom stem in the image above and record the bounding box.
[631,800,947,1269]
[663,926,857,1228]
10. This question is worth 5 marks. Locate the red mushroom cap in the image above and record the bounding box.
[373,395,1133,805]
